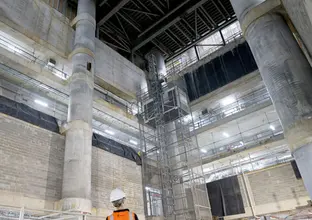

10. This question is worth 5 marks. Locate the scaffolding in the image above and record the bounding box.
[138,53,211,220]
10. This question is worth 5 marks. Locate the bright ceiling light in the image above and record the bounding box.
[203,167,212,173]
[223,132,230,138]
[183,115,192,122]
[105,130,115,135]
[34,99,48,107]
[129,140,138,145]
[201,149,207,153]
[270,125,275,131]
[221,96,236,106]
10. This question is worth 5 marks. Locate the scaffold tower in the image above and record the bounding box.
[138,50,212,220]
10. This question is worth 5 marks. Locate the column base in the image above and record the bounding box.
[293,143,312,198]
[57,198,92,213]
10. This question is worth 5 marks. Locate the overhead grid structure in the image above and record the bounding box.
[95,0,236,60]
[137,50,211,220]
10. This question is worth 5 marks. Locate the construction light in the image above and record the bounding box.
[34,99,48,107]
[221,96,236,106]
[223,132,230,138]
[105,130,115,135]
[201,149,207,153]
[130,139,138,145]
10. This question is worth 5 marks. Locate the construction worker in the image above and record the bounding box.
[107,188,139,220]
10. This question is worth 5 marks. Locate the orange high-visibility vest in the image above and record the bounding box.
[107,211,135,220]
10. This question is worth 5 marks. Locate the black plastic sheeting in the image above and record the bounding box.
[92,133,141,165]
[207,176,245,217]
[0,96,59,132]
[0,95,142,165]
[185,42,258,101]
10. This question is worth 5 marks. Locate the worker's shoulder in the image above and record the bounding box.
[133,212,139,220]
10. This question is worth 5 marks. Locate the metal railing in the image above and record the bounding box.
[166,30,243,77]
[0,205,105,220]
[205,144,292,183]
[192,86,271,131]
[201,119,283,160]
[0,34,68,79]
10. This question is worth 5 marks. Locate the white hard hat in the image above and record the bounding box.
[110,188,126,202]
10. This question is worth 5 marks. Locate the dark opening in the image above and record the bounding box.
[87,62,92,71]
[207,176,245,217]
[291,160,302,179]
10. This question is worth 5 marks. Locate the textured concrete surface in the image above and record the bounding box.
[231,0,312,199]
[282,0,312,61]
[248,164,308,206]
[0,114,144,217]
[225,163,310,219]
[0,0,145,100]
[61,0,96,212]
[0,0,74,57]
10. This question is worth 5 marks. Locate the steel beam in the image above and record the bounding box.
[133,17,180,51]
[132,0,211,52]
[148,0,165,14]
[99,0,108,7]
[168,29,185,46]
[174,24,192,42]
[167,18,237,61]
[122,7,159,16]
[165,31,183,47]
[97,0,130,26]
[137,0,191,38]
[117,11,142,32]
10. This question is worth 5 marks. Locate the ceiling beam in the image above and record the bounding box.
[117,11,142,32]
[174,24,192,42]
[133,17,181,51]
[99,0,109,7]
[137,0,191,38]
[97,0,130,26]
[148,0,165,14]
[167,18,237,61]
[132,0,210,52]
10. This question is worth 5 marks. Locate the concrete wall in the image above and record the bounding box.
[0,0,146,100]
[225,163,310,219]
[0,113,144,218]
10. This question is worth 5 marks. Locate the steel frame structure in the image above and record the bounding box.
[95,0,236,59]
[137,53,211,220]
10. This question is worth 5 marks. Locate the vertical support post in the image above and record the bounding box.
[230,0,312,198]
[220,30,226,46]
[61,0,96,213]
[19,207,24,220]
[194,46,200,61]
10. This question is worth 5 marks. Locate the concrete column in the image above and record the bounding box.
[230,0,312,197]
[164,121,186,220]
[61,0,96,212]
[282,0,312,60]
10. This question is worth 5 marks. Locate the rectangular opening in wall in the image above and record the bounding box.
[291,160,302,179]
[87,62,92,71]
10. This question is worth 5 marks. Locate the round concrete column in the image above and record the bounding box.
[61,0,96,213]
[230,0,312,197]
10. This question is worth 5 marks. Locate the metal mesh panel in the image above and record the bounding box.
[138,53,211,220]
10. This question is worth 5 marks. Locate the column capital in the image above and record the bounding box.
[238,0,281,34]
